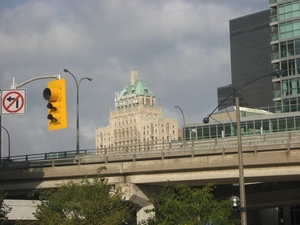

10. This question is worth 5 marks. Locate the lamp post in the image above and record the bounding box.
[174,105,187,148]
[63,69,92,154]
[1,126,11,159]
[203,70,285,225]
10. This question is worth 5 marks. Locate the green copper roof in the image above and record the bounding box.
[120,78,154,97]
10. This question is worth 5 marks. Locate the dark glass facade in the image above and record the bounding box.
[217,84,235,110]
[230,10,273,109]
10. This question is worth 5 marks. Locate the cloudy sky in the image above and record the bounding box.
[0,0,269,157]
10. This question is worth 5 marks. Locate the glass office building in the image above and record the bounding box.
[185,108,300,140]
[230,10,273,109]
[270,0,300,113]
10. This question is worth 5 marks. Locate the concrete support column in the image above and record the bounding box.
[118,183,161,223]
[136,205,154,223]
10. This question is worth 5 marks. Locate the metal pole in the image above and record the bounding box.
[63,69,92,154]
[174,105,187,148]
[64,69,80,154]
[1,126,11,159]
[235,96,247,225]
[77,77,92,151]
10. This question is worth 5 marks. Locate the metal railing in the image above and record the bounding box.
[1,131,299,170]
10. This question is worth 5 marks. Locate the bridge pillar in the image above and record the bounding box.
[136,205,154,223]
[119,183,161,223]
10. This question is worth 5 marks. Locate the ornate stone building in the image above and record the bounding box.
[95,70,178,153]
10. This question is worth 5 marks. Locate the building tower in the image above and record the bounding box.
[229,10,272,109]
[270,0,300,113]
[95,70,178,153]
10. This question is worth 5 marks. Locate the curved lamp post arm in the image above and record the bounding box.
[203,70,285,123]
[174,105,187,148]
[79,77,92,84]
[77,76,92,150]
[63,69,78,87]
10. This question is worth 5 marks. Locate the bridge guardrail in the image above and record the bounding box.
[1,131,300,170]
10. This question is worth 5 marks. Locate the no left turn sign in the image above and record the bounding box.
[1,89,26,115]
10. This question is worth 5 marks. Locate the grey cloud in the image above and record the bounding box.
[0,0,267,156]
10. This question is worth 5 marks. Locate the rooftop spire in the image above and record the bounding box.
[131,70,138,85]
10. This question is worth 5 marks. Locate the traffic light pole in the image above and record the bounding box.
[10,75,61,89]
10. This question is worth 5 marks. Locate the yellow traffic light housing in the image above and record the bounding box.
[43,78,68,131]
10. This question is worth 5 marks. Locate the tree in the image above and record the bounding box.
[0,188,11,225]
[139,183,238,225]
[34,167,135,225]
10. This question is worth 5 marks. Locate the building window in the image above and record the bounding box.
[278,2,300,21]
[134,127,137,136]
[279,20,300,40]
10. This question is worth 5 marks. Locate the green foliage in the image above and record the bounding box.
[0,188,11,225]
[34,167,133,225]
[139,183,237,225]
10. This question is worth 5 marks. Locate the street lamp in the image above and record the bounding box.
[174,105,187,148]
[63,69,92,154]
[203,70,285,225]
[1,126,11,159]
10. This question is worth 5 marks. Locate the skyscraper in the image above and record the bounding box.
[95,70,178,152]
[270,0,300,113]
[229,10,272,109]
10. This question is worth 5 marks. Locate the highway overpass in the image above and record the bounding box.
[0,131,299,210]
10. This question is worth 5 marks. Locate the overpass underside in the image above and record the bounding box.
[213,180,300,209]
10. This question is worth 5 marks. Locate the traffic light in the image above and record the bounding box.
[43,78,67,131]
